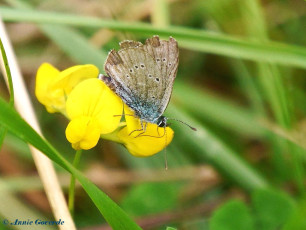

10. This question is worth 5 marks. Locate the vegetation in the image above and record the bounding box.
[0,0,305,229]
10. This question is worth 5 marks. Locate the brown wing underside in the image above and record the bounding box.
[103,36,179,119]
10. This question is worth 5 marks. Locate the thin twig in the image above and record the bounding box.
[0,18,75,229]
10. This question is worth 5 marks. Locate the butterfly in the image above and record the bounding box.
[100,35,196,134]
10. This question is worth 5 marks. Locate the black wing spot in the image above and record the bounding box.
[155,78,160,82]
[135,65,139,69]
[126,74,130,78]
[156,58,160,62]
[162,58,166,62]
[148,74,153,78]
[140,64,145,68]
[129,69,133,73]
[168,63,172,66]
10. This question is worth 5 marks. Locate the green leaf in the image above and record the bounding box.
[0,38,14,105]
[0,180,55,230]
[166,227,177,230]
[0,97,141,230]
[0,126,7,150]
[252,189,296,230]
[0,38,14,149]
[210,200,254,230]
[283,198,306,230]
[167,105,269,191]
[5,0,107,68]
[173,81,264,137]
[40,25,107,67]
[1,7,306,69]
[121,183,180,216]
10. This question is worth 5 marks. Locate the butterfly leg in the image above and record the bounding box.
[113,114,137,118]
[128,120,147,136]
[156,125,160,136]
[137,126,166,138]
[133,122,148,138]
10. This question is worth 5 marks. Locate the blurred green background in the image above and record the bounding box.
[0,0,305,229]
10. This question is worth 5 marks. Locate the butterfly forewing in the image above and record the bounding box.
[103,50,135,107]
[103,36,178,124]
[119,40,142,49]
[143,36,179,114]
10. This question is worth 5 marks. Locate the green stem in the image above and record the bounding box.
[0,38,14,148]
[68,149,83,216]
[0,38,14,106]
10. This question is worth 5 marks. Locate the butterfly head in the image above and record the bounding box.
[157,116,168,128]
[156,116,197,131]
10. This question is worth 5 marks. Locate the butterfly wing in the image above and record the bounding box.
[143,36,179,114]
[103,41,166,123]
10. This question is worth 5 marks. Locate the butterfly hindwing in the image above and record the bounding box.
[143,36,179,114]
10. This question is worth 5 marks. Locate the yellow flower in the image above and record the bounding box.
[65,78,174,156]
[118,125,174,157]
[65,116,101,150]
[35,63,99,113]
[65,78,123,149]
[36,63,174,156]
[117,105,174,157]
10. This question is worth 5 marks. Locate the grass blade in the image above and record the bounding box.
[167,105,269,191]
[173,81,264,137]
[0,7,306,69]
[5,0,107,67]
[0,97,141,230]
[0,38,14,105]
[0,38,14,148]
[0,180,56,230]
[40,25,107,67]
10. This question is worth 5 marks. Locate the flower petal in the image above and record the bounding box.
[123,104,142,133]
[35,63,99,113]
[35,63,60,113]
[52,64,99,94]
[65,116,101,150]
[118,123,174,157]
[66,78,123,134]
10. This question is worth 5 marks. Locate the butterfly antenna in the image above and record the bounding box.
[167,118,197,131]
[164,126,168,170]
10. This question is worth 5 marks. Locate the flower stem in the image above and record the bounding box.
[68,149,83,216]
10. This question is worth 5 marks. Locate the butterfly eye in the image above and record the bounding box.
[155,78,160,82]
